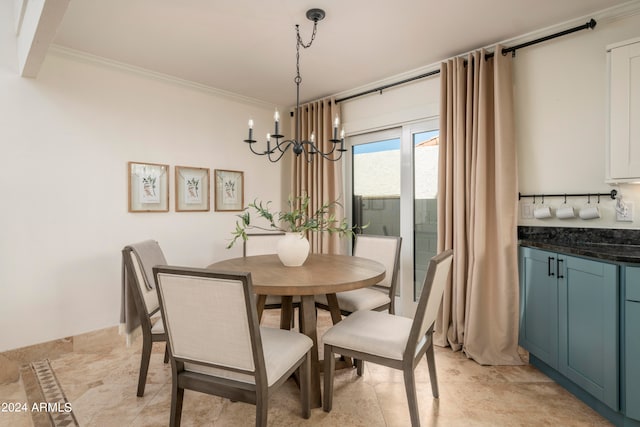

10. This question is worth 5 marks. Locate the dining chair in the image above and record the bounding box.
[122,241,169,397]
[322,249,453,427]
[244,232,300,327]
[316,234,402,316]
[153,266,312,427]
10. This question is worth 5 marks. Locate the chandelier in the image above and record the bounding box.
[243,8,345,162]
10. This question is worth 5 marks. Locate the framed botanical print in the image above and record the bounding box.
[175,166,210,212]
[214,169,244,211]
[128,161,169,212]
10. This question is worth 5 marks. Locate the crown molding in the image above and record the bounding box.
[48,44,277,109]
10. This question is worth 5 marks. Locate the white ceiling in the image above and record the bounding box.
[52,0,634,107]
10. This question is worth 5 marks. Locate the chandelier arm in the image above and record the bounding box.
[247,143,270,156]
[299,140,344,162]
[266,143,291,163]
[273,138,295,153]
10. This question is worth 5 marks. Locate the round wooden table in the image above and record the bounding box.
[208,253,385,408]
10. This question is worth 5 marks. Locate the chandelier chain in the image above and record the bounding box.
[295,22,318,84]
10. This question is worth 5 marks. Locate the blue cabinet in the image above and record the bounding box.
[519,247,559,369]
[519,247,619,410]
[558,256,618,410]
[626,267,640,422]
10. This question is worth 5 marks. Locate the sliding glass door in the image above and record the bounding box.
[347,120,439,315]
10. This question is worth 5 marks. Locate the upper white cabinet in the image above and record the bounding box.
[607,37,640,182]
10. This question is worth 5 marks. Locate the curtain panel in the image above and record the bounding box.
[290,97,346,255]
[435,46,522,365]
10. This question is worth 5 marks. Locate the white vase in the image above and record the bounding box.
[277,232,310,267]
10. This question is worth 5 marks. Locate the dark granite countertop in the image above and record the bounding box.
[518,226,640,264]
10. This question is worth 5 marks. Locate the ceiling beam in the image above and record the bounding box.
[17,0,69,78]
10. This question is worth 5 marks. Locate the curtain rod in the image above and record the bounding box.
[335,19,597,104]
[518,189,617,201]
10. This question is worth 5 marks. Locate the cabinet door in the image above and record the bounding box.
[626,267,640,421]
[519,247,558,369]
[558,255,618,410]
[626,301,640,421]
[609,40,640,180]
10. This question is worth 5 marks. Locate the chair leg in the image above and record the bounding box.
[356,359,364,376]
[403,367,421,427]
[323,344,335,412]
[280,296,294,330]
[300,351,311,419]
[137,335,152,397]
[163,343,169,363]
[256,394,268,427]
[425,341,439,398]
[170,382,184,427]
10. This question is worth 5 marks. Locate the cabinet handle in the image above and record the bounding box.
[548,257,555,277]
[557,258,564,279]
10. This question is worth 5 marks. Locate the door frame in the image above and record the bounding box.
[345,118,438,317]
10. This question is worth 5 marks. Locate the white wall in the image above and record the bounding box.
[341,76,440,135]
[0,6,287,351]
[340,11,640,230]
[514,12,640,228]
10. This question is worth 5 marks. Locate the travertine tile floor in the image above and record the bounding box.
[1,310,611,427]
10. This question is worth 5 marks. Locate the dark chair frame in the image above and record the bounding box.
[323,249,453,427]
[153,266,311,427]
[122,246,168,397]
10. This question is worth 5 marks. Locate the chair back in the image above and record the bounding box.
[243,232,285,257]
[154,266,264,378]
[353,235,402,291]
[407,250,453,352]
[123,248,160,315]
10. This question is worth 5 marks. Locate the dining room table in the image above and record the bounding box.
[207,253,386,408]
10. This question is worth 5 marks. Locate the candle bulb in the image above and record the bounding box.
[266,133,271,154]
[274,110,280,136]
[248,119,254,141]
[310,132,315,143]
[340,128,345,151]
[333,116,340,140]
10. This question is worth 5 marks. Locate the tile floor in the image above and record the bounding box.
[0,310,612,427]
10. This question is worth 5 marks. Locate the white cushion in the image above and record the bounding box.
[151,317,164,334]
[322,310,413,360]
[354,236,399,289]
[185,326,312,387]
[316,288,390,313]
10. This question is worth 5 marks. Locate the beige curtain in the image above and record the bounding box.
[435,46,522,365]
[291,97,346,255]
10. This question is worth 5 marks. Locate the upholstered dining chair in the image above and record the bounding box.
[322,249,453,427]
[122,241,169,397]
[244,232,300,326]
[153,266,312,427]
[316,234,402,316]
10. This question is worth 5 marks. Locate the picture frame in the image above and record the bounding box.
[214,169,244,212]
[128,161,169,212]
[175,166,210,212]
